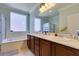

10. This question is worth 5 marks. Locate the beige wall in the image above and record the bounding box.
[67,13,79,35]
[58,4,79,34]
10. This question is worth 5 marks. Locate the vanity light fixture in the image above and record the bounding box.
[39,3,56,13]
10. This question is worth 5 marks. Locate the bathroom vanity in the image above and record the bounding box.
[27,33,79,56]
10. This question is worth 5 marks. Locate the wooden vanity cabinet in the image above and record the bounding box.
[55,43,76,56]
[40,39,51,56]
[35,37,40,56]
[51,42,55,56]
[73,49,79,56]
[27,35,31,49]
[27,35,79,56]
[30,36,35,53]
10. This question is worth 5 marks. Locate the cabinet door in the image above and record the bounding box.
[51,43,55,56]
[73,49,79,56]
[35,37,40,56]
[27,35,31,49]
[35,45,40,56]
[40,39,51,56]
[30,36,35,53]
[55,44,75,56]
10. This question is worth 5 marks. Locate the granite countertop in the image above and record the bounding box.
[28,33,79,50]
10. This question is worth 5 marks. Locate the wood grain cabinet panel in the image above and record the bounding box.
[35,37,40,56]
[27,35,31,49]
[40,39,51,56]
[55,44,75,56]
[27,35,79,56]
[30,36,35,53]
[35,45,40,56]
[51,43,55,56]
[73,49,79,56]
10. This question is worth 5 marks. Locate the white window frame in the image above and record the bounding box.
[10,12,27,32]
[34,18,41,32]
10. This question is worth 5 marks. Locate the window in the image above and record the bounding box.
[34,18,41,32]
[43,23,50,31]
[10,12,27,32]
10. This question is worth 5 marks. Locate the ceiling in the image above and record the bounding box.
[4,3,40,13]
[39,3,72,17]
[0,3,73,17]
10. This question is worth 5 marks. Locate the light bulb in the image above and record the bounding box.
[45,3,49,7]
[40,8,43,13]
[39,3,56,13]
[42,6,45,11]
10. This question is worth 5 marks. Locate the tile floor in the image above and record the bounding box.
[16,50,34,56]
[14,47,34,56]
